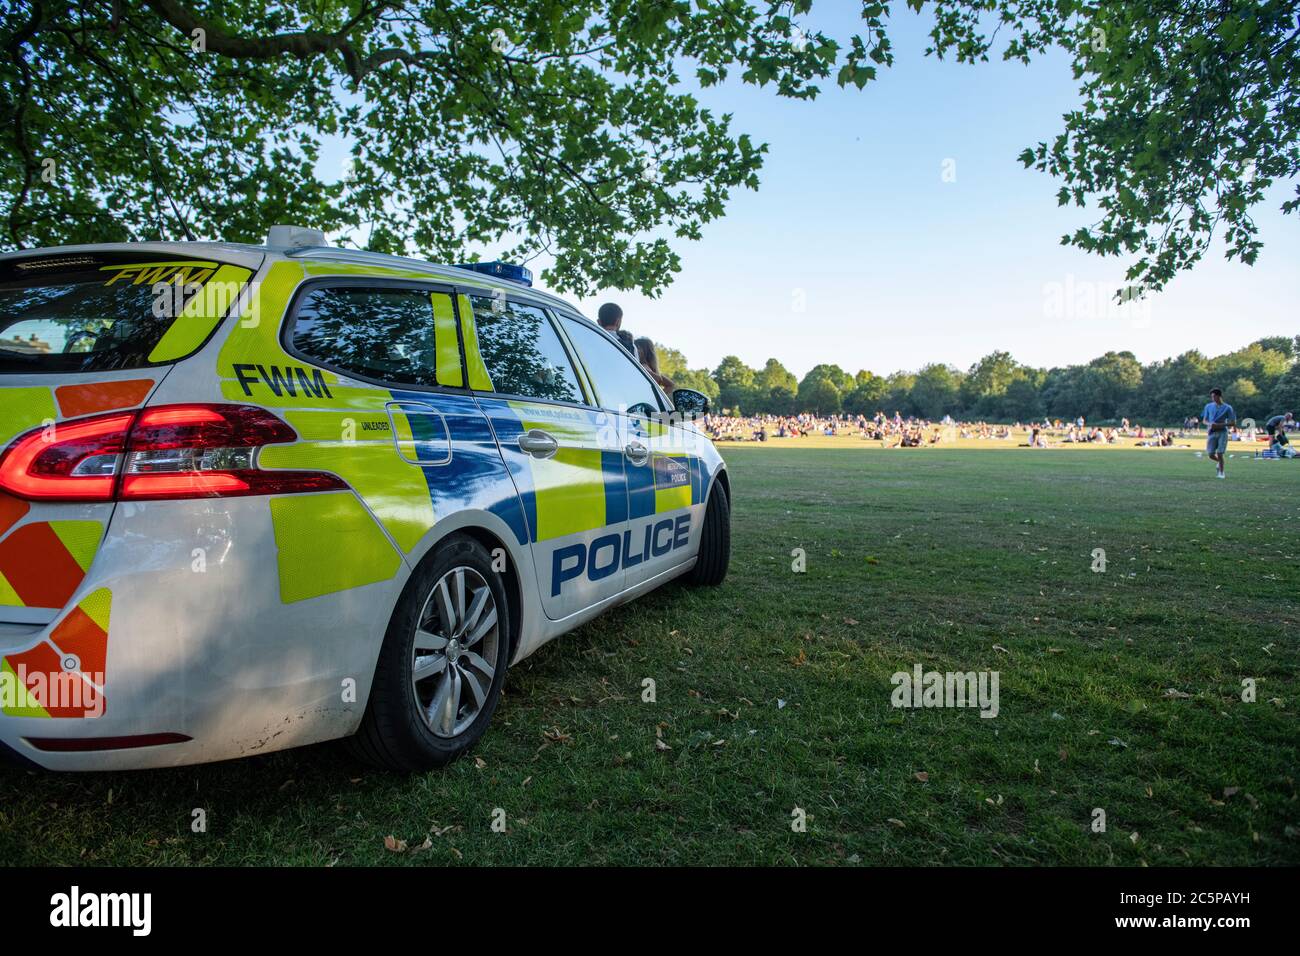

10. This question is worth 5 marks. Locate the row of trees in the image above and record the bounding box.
[657,336,1300,425]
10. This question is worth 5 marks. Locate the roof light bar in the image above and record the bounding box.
[454,261,533,287]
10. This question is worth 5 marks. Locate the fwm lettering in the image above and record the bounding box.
[102,263,216,288]
[233,364,332,399]
[551,515,690,596]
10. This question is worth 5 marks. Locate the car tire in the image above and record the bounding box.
[687,482,730,586]
[350,534,511,771]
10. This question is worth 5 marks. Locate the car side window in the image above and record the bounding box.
[562,317,662,418]
[467,294,582,404]
[290,286,448,387]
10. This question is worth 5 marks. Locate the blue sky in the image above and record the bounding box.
[335,7,1299,379]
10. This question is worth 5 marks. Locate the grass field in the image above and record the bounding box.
[1,444,1297,866]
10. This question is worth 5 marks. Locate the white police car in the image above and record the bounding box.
[0,228,730,770]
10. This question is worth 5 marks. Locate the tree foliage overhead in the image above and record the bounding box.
[3,1,1297,295]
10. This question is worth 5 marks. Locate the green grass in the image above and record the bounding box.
[2,447,1297,866]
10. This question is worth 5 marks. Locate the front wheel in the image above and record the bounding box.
[687,482,730,586]
[351,535,511,771]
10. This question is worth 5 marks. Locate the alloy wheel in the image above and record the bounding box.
[411,566,500,738]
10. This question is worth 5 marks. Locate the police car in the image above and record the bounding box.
[0,227,730,771]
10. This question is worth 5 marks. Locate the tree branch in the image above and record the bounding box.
[142,0,402,81]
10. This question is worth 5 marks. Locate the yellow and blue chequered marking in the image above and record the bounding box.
[479,398,704,545]
[388,389,532,547]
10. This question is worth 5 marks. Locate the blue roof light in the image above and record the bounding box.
[454,260,533,287]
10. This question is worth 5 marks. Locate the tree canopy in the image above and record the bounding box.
[3,1,1297,295]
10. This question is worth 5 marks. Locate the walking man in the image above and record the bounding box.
[1202,387,1236,479]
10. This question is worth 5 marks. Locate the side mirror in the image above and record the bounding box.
[672,388,710,417]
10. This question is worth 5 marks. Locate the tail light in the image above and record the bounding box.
[0,413,134,500]
[0,404,346,502]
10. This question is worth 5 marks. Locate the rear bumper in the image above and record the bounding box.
[0,493,406,771]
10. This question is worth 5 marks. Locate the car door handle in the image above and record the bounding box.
[517,429,559,459]
[624,441,650,465]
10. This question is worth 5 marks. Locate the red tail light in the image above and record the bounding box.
[0,413,133,501]
[0,404,346,502]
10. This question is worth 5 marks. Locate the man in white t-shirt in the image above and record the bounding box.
[1202,388,1236,479]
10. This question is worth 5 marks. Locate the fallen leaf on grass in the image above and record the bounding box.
[1163,688,1192,699]
[384,835,407,853]
[914,771,929,783]
[992,644,1011,655]
[655,738,672,752]
[474,757,487,770]
[887,818,906,828]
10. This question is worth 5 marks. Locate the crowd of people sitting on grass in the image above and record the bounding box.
[702,412,977,445]
[699,410,1289,450]
[592,301,1293,460]
[701,412,950,445]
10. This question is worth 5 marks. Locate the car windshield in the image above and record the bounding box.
[0,257,229,373]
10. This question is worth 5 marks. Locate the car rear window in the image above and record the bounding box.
[0,255,241,373]
[467,294,583,404]
[288,286,449,387]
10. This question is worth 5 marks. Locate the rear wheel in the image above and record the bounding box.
[351,535,510,771]
[687,483,730,586]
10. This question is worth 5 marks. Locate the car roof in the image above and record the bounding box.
[0,240,589,322]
